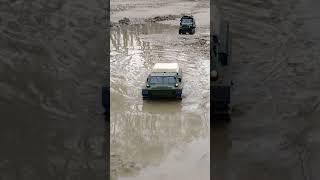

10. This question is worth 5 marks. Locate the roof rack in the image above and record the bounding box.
[152,63,180,73]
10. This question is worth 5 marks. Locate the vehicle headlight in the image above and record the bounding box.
[175,83,178,87]
[146,84,150,87]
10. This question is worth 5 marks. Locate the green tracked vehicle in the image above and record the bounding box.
[142,63,183,100]
[179,15,196,35]
[211,19,233,122]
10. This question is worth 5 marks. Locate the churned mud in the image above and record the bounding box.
[110,0,210,179]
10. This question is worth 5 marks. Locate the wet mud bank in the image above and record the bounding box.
[0,0,108,179]
[213,0,320,179]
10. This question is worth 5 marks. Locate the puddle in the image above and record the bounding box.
[110,22,210,180]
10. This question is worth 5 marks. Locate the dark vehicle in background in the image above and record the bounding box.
[142,63,183,100]
[179,15,196,35]
[211,19,233,121]
[102,85,109,117]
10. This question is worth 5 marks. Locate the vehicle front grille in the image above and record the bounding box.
[149,90,176,97]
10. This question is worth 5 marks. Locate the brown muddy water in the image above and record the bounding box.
[110,23,210,180]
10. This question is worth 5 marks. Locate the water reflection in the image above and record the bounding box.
[110,23,176,54]
[212,122,232,180]
[110,22,209,180]
[142,100,183,114]
[111,112,208,179]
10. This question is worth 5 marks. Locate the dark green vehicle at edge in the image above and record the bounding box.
[211,19,233,122]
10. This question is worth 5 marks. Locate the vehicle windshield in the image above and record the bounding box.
[181,18,193,25]
[149,76,176,84]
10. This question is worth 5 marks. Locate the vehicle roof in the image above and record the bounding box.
[152,63,180,73]
[149,72,178,76]
[181,15,193,18]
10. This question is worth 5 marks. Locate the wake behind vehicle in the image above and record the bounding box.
[142,63,183,99]
[179,15,196,35]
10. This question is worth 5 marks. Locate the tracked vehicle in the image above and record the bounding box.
[179,15,196,35]
[211,19,233,121]
[142,63,183,99]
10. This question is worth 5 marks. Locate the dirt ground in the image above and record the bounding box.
[110,0,210,179]
[213,0,320,179]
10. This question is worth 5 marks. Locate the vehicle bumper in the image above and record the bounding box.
[142,89,182,99]
[179,28,192,31]
[142,89,149,98]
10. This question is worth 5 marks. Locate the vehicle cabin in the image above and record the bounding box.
[142,63,183,99]
[149,63,182,84]
[152,63,180,74]
[179,15,196,35]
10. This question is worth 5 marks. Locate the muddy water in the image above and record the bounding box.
[110,23,210,180]
[213,0,320,179]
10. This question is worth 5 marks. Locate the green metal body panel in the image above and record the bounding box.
[142,72,183,99]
